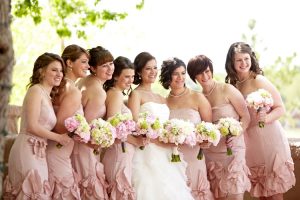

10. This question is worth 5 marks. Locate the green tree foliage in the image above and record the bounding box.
[12,0,144,39]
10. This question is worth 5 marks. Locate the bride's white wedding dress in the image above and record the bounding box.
[132,102,194,200]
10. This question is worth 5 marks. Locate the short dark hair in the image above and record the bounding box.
[187,55,213,83]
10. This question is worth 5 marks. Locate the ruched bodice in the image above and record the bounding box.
[212,103,239,123]
[169,108,200,124]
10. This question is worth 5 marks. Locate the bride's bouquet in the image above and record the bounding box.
[217,117,243,156]
[159,119,195,162]
[90,118,116,148]
[195,121,221,160]
[246,88,274,128]
[57,113,90,148]
[134,111,163,149]
[107,113,136,153]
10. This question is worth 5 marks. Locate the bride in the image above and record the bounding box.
[128,52,194,200]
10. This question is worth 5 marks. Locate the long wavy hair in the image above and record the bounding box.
[133,52,156,85]
[225,42,263,85]
[27,52,65,99]
[103,56,134,95]
[159,57,186,89]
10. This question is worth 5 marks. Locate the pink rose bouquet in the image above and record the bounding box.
[57,113,90,148]
[107,113,136,153]
[159,119,196,162]
[246,88,274,128]
[134,112,163,149]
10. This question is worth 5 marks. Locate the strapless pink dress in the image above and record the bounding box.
[102,105,136,200]
[204,104,251,198]
[244,106,295,197]
[71,106,108,199]
[170,108,214,200]
[46,109,82,199]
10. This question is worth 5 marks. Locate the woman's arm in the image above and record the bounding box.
[255,75,285,123]
[25,86,71,145]
[127,90,141,121]
[226,84,250,131]
[196,92,212,122]
[54,87,82,134]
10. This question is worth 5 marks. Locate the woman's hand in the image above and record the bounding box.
[199,140,212,149]
[56,133,72,146]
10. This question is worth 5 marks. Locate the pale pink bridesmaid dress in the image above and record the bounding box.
[3,95,54,199]
[204,104,251,198]
[46,109,83,199]
[71,106,109,199]
[102,105,136,200]
[244,106,295,197]
[170,108,214,200]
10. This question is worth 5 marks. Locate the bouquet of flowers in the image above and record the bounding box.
[134,111,163,149]
[195,121,221,160]
[107,113,136,153]
[246,88,274,128]
[217,117,243,156]
[57,113,90,148]
[159,118,196,162]
[90,118,116,148]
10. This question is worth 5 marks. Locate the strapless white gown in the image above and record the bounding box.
[132,102,194,200]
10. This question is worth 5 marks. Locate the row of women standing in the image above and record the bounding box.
[3,42,295,200]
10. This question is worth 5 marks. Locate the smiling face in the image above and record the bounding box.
[140,59,158,84]
[92,61,115,81]
[41,61,64,87]
[69,53,90,78]
[170,66,186,90]
[195,66,213,88]
[115,68,135,90]
[233,53,252,75]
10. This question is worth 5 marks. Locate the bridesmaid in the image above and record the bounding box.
[47,44,90,199]
[3,53,71,199]
[75,46,114,199]
[102,56,143,200]
[225,42,295,200]
[159,57,214,200]
[187,54,251,200]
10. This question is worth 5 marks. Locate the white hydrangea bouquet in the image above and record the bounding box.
[159,118,196,162]
[134,111,163,149]
[57,113,90,148]
[217,117,243,156]
[195,121,221,160]
[246,88,274,128]
[107,113,136,153]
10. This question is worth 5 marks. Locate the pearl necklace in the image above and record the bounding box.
[169,87,187,98]
[203,81,217,97]
[65,77,76,85]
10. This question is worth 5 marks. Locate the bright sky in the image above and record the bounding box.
[69,0,300,73]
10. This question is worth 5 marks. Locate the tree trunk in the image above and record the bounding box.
[0,0,14,196]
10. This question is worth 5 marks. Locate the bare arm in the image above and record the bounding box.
[105,90,124,118]
[196,92,212,122]
[54,87,82,134]
[226,84,250,131]
[127,90,142,122]
[25,86,71,145]
[256,75,285,123]
[83,86,106,123]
